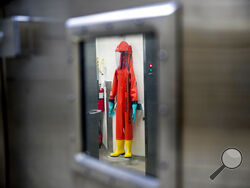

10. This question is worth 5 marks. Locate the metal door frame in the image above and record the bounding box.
[0,59,8,188]
[79,40,100,158]
[143,33,158,177]
[66,1,180,188]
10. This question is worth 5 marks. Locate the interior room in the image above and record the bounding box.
[80,33,157,176]
[95,35,146,173]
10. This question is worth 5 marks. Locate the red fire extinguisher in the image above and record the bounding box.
[98,87,104,148]
[98,87,104,111]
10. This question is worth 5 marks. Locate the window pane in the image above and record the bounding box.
[80,33,157,176]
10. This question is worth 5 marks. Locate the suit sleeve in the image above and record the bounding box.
[109,70,118,103]
[129,65,138,103]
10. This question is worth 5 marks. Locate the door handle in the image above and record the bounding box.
[88,109,102,115]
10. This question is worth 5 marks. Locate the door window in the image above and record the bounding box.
[80,33,157,176]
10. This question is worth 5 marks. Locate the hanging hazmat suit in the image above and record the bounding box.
[109,41,138,158]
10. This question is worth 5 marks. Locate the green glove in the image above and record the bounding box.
[109,102,115,117]
[132,104,137,123]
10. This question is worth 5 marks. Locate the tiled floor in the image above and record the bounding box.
[99,147,145,174]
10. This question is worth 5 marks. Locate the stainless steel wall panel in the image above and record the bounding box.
[4,3,73,187]
[181,0,250,187]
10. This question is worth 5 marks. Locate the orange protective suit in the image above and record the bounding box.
[109,41,138,140]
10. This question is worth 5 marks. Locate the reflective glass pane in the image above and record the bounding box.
[80,33,157,176]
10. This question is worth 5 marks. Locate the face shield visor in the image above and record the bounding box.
[116,51,129,70]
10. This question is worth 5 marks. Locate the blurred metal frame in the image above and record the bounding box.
[0,16,41,57]
[66,1,180,188]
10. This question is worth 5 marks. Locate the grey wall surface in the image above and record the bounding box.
[181,0,250,187]
[4,1,71,188]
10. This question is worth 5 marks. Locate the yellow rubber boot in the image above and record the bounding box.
[124,140,132,158]
[110,140,125,157]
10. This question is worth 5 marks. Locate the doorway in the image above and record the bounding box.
[80,33,157,176]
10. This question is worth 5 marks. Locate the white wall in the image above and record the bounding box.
[96,34,145,156]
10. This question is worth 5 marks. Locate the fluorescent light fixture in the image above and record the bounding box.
[12,16,31,22]
[11,16,46,22]
[66,1,178,28]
